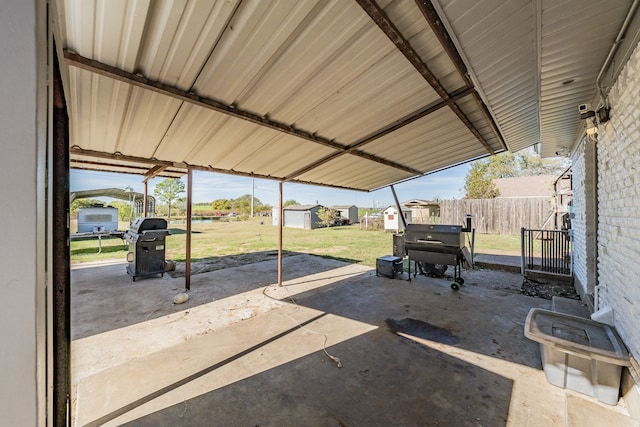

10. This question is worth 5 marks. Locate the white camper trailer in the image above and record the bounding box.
[77,207,119,233]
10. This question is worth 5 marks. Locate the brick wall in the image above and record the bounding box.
[596,41,640,359]
[570,143,588,295]
[570,139,598,303]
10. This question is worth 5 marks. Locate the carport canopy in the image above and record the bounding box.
[54,0,507,192]
[53,0,639,189]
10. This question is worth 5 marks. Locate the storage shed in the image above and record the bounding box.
[331,205,359,224]
[77,207,119,233]
[383,206,412,232]
[283,204,324,230]
[403,199,440,224]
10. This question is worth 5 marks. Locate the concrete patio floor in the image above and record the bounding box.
[71,254,638,426]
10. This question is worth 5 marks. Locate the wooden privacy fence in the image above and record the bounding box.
[433,198,554,235]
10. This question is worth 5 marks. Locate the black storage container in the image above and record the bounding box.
[376,255,404,279]
[124,217,171,281]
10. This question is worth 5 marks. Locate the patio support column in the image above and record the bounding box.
[278,181,283,286]
[185,168,192,291]
[143,181,148,217]
[391,185,407,230]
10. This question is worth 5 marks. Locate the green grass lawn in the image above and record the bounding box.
[70,218,522,266]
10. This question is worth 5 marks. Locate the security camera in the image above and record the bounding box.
[579,104,595,119]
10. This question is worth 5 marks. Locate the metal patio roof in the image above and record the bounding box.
[52,0,639,190]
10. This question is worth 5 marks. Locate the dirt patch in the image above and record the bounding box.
[167,250,293,278]
[520,277,580,300]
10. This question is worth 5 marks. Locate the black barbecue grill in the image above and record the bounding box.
[394,215,472,290]
[124,217,170,281]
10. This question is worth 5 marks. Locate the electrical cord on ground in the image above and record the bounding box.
[263,285,342,368]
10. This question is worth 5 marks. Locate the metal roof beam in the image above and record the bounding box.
[63,50,420,177]
[356,0,495,155]
[285,86,474,181]
[69,147,366,192]
[413,0,507,151]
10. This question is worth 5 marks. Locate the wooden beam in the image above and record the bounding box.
[64,50,421,176]
[356,0,495,155]
[143,164,168,183]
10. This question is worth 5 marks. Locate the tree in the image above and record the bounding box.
[153,178,185,218]
[108,200,133,221]
[211,199,232,211]
[464,149,569,198]
[317,207,339,228]
[284,199,299,207]
[464,161,499,199]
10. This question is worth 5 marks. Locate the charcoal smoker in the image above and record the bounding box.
[394,215,472,290]
[124,217,171,281]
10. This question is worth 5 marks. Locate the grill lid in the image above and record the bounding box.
[129,217,168,234]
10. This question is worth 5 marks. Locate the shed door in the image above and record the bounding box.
[304,212,311,229]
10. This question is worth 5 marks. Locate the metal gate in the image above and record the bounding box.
[521,228,572,277]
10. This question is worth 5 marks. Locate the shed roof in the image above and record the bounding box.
[283,204,322,211]
[69,188,154,204]
[493,175,556,198]
[403,199,439,207]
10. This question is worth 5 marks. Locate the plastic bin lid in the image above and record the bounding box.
[525,308,630,366]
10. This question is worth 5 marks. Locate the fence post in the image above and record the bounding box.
[520,227,525,275]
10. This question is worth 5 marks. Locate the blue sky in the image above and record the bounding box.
[70,163,469,209]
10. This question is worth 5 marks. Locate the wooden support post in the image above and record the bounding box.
[185,169,192,291]
[278,181,283,286]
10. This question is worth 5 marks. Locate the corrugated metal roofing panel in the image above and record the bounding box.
[297,155,415,191]
[537,0,633,157]
[435,0,635,156]
[56,0,512,192]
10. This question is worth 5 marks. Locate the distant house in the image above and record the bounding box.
[493,175,557,198]
[403,199,440,224]
[383,206,412,232]
[331,205,359,224]
[282,204,324,229]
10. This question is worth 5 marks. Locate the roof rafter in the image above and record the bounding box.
[63,50,422,177]
[413,0,506,151]
[69,147,367,192]
[355,0,495,155]
[285,86,475,180]
[143,164,168,183]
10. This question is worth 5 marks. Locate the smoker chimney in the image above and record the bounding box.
[462,214,472,232]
